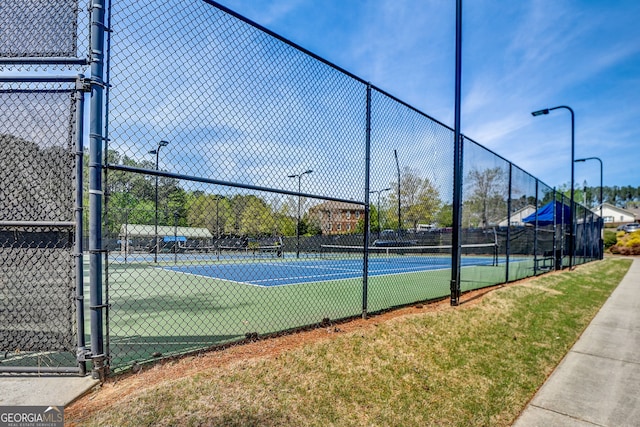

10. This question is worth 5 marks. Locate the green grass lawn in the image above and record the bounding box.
[69,257,632,426]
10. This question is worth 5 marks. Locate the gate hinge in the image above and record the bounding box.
[76,347,93,363]
[76,78,93,93]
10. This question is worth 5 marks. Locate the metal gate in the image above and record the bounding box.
[0,0,92,375]
[0,79,88,374]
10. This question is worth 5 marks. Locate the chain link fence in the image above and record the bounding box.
[0,0,89,71]
[0,82,83,372]
[0,0,89,373]
[1,0,602,376]
[101,0,602,373]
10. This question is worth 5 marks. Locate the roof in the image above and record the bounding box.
[596,203,636,218]
[626,206,640,219]
[119,224,213,239]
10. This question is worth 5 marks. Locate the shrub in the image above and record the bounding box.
[603,230,617,249]
[610,230,640,255]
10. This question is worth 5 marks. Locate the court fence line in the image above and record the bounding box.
[0,0,603,377]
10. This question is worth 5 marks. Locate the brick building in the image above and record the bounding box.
[309,201,365,235]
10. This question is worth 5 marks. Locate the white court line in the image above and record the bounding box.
[154,257,508,288]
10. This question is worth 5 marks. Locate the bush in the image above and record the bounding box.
[610,230,640,255]
[603,230,618,249]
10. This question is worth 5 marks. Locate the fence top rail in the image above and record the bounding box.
[106,163,367,206]
[204,0,453,134]
[0,57,88,65]
[0,221,75,228]
[0,75,82,83]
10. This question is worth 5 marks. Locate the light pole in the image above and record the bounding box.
[532,106,575,269]
[149,140,169,263]
[370,187,391,239]
[215,196,220,239]
[394,150,401,236]
[287,169,312,258]
[575,156,603,259]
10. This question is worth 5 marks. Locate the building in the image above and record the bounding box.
[497,205,536,227]
[308,201,365,235]
[596,203,636,224]
[118,224,213,252]
[625,205,640,223]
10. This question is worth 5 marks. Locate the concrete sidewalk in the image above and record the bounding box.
[0,375,99,407]
[513,257,640,427]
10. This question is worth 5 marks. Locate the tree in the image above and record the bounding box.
[368,204,380,233]
[239,196,276,236]
[105,150,155,201]
[387,167,441,231]
[277,204,298,237]
[435,204,453,227]
[186,194,232,238]
[464,166,508,228]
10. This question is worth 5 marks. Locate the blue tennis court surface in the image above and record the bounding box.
[162,255,503,287]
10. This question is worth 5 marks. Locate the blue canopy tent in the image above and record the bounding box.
[522,201,572,226]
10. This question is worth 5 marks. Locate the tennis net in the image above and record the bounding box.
[320,243,499,267]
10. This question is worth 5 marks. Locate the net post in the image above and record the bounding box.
[362,84,372,319]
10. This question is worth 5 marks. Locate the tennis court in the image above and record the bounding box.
[160,245,502,287]
[104,246,514,370]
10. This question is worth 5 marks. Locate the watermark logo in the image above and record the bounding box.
[0,406,63,427]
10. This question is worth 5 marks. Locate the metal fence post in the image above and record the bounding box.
[552,188,558,270]
[533,179,539,275]
[75,75,88,375]
[450,0,463,306]
[583,205,588,263]
[362,84,372,319]
[89,0,108,380]
[560,193,566,268]
[505,164,512,283]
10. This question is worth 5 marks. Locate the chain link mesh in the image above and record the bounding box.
[536,181,557,275]
[0,84,78,369]
[107,0,366,200]
[508,165,538,280]
[367,90,454,312]
[101,1,602,372]
[0,0,89,73]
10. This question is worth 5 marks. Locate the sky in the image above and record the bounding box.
[216,0,640,190]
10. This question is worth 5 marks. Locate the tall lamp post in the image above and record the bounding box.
[288,169,313,258]
[532,106,575,269]
[370,187,391,239]
[394,150,401,236]
[575,156,603,259]
[149,140,169,263]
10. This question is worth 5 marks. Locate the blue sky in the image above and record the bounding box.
[217,0,640,189]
